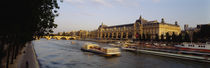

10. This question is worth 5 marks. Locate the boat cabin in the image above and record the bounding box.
[81,43,121,56]
[82,43,99,50]
[102,47,120,54]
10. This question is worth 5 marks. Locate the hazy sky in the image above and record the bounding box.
[54,0,210,33]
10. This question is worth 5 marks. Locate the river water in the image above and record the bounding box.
[33,39,210,68]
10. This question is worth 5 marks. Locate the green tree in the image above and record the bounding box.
[184,32,190,42]
[0,0,60,67]
[197,25,210,42]
[171,32,176,42]
[62,32,66,36]
[161,34,164,41]
[192,32,198,42]
[177,33,183,43]
[166,32,171,42]
[146,34,151,41]
[155,34,159,41]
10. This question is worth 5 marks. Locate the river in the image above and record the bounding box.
[33,39,210,68]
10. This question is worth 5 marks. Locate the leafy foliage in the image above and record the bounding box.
[184,32,190,42]
[161,34,164,41]
[166,32,171,42]
[155,34,159,41]
[0,0,60,67]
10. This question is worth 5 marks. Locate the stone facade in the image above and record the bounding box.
[96,16,181,40]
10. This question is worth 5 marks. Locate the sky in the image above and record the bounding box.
[53,0,210,33]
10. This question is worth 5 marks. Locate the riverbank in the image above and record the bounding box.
[1,42,40,68]
[81,39,210,62]
[18,42,40,68]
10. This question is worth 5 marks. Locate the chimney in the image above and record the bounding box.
[161,18,165,23]
[175,21,178,25]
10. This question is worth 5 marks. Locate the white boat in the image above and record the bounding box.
[121,43,138,52]
[175,42,210,52]
[81,43,121,56]
[109,43,121,47]
[116,41,121,44]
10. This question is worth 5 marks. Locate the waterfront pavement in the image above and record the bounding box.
[18,42,40,68]
[6,42,40,68]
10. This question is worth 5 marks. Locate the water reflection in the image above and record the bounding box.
[33,39,210,68]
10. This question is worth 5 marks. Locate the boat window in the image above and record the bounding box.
[107,49,119,53]
[201,46,205,48]
[188,45,193,47]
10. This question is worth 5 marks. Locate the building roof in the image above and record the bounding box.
[105,23,134,28]
[160,23,180,27]
[143,20,179,27]
[98,16,180,28]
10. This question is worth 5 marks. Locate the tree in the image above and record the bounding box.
[146,34,151,41]
[184,32,190,42]
[0,0,60,67]
[161,34,164,42]
[171,32,176,42]
[166,32,171,42]
[177,33,183,43]
[193,32,198,42]
[197,25,210,42]
[155,34,159,41]
[62,32,66,36]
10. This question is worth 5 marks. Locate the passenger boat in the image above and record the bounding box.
[175,42,210,52]
[121,46,137,52]
[81,43,121,56]
[121,43,138,52]
[109,43,121,47]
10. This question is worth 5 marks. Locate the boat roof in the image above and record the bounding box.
[102,47,118,49]
[84,43,99,46]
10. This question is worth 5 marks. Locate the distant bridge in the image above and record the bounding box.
[34,36,80,40]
